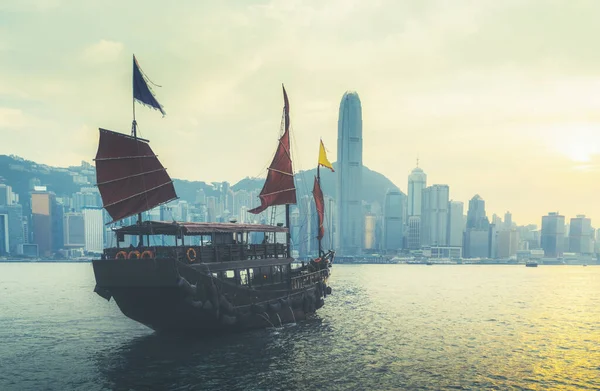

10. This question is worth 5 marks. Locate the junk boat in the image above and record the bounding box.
[92,56,335,332]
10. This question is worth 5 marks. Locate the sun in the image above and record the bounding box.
[563,142,594,163]
[551,123,600,163]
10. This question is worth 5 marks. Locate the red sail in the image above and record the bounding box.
[95,128,177,223]
[249,86,296,214]
[312,176,325,240]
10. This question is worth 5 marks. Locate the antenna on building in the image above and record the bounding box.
[416,155,419,167]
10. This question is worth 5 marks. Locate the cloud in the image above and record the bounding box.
[81,40,124,64]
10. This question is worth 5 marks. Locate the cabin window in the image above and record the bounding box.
[239,269,249,285]
[225,270,235,279]
[281,264,290,282]
[248,268,255,286]
[271,265,282,283]
[211,273,218,278]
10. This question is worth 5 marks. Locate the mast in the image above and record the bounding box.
[286,204,291,256]
[314,139,334,258]
[316,164,322,257]
[95,55,173,229]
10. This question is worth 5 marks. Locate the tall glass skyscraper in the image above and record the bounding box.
[407,166,427,217]
[336,91,363,255]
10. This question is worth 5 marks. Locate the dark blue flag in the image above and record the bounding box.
[133,55,166,116]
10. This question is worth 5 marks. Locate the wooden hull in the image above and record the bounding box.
[92,258,330,333]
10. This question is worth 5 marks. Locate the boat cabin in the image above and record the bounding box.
[104,221,290,262]
[100,220,324,291]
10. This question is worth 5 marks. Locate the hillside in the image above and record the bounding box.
[233,162,402,204]
[0,155,403,208]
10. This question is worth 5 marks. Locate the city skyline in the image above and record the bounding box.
[2,1,600,225]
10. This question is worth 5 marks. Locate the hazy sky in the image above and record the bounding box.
[1,0,600,226]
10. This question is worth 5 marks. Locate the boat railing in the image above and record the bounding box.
[290,269,328,290]
[103,243,288,262]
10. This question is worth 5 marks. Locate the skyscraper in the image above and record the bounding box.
[464,194,490,258]
[63,212,85,248]
[447,200,464,247]
[364,214,377,250]
[31,188,56,257]
[466,195,489,229]
[504,211,513,230]
[383,189,405,252]
[420,185,449,246]
[407,166,427,217]
[83,208,104,254]
[541,212,565,258]
[336,91,363,255]
[568,215,592,254]
[407,216,421,250]
[0,213,8,255]
[0,203,24,254]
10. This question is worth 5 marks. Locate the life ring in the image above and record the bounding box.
[115,251,127,260]
[314,257,321,263]
[186,248,197,263]
[128,250,141,259]
[141,250,153,259]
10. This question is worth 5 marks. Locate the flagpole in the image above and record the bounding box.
[132,55,138,139]
[132,54,142,244]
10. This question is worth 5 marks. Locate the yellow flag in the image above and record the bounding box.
[318,139,334,172]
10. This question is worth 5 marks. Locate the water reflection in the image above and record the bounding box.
[95,319,330,391]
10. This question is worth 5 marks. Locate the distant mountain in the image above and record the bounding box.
[0,155,403,209]
[232,162,402,205]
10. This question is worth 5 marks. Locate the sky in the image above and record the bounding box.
[1,0,600,226]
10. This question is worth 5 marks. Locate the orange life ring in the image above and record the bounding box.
[186,248,197,263]
[128,250,141,259]
[314,257,322,263]
[141,250,154,259]
[115,251,127,260]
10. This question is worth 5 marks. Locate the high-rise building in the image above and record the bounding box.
[31,189,56,257]
[569,215,592,254]
[298,195,314,258]
[447,201,464,247]
[0,213,8,255]
[497,229,519,258]
[0,184,14,206]
[322,195,335,251]
[504,211,513,230]
[52,200,65,253]
[383,189,405,252]
[464,229,489,258]
[83,208,104,254]
[364,214,377,250]
[492,214,502,227]
[420,185,449,246]
[407,216,421,250]
[407,166,427,217]
[0,203,24,254]
[464,194,490,258]
[206,196,217,222]
[63,212,85,248]
[336,91,363,255]
[541,212,565,258]
[73,188,101,212]
[466,194,489,229]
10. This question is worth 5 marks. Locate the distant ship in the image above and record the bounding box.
[525,261,538,267]
[92,56,335,333]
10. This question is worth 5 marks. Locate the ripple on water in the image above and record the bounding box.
[0,263,599,390]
